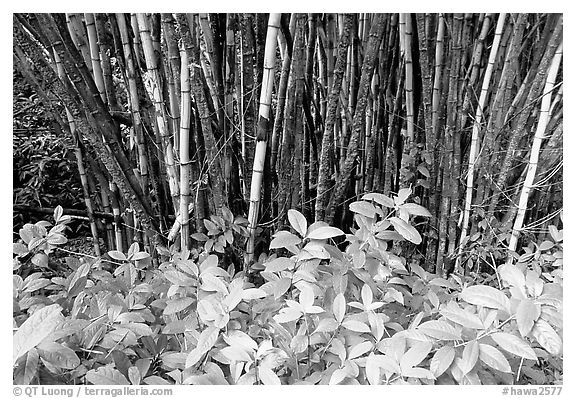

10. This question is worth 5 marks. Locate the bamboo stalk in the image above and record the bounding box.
[53,50,101,256]
[84,13,106,102]
[315,14,354,221]
[115,14,150,204]
[403,13,414,146]
[487,19,562,218]
[136,13,180,213]
[95,14,120,111]
[66,14,93,73]
[161,13,182,152]
[325,14,386,225]
[245,13,282,266]
[179,46,192,250]
[176,13,226,217]
[507,41,562,262]
[457,13,507,269]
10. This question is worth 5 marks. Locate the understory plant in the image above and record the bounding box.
[13,191,563,385]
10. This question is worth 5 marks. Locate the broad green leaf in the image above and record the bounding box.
[273,278,292,299]
[516,299,540,337]
[128,366,141,385]
[68,262,90,294]
[498,263,526,290]
[430,345,455,377]
[298,285,314,310]
[53,205,63,223]
[117,323,153,337]
[37,341,80,369]
[440,305,484,329]
[24,278,50,293]
[460,285,510,313]
[13,348,39,385]
[460,341,479,375]
[242,288,267,300]
[369,353,401,376]
[219,346,252,363]
[417,163,430,178]
[143,375,171,385]
[400,203,432,217]
[362,192,395,208]
[342,319,371,333]
[191,232,208,242]
[203,362,230,385]
[200,254,219,273]
[31,253,48,268]
[417,320,461,341]
[270,231,302,249]
[13,242,28,256]
[224,280,244,310]
[531,319,562,356]
[163,297,195,316]
[333,293,346,324]
[365,353,382,385]
[306,226,345,240]
[86,366,130,385]
[361,284,373,307]
[348,340,373,360]
[159,352,186,370]
[329,368,348,385]
[258,365,281,385]
[47,233,67,245]
[186,326,220,368]
[525,270,544,297]
[200,273,228,294]
[127,242,139,258]
[349,201,378,218]
[400,341,432,371]
[395,187,412,205]
[389,217,422,244]
[107,250,127,262]
[329,338,347,364]
[314,318,339,334]
[548,225,562,242]
[290,335,308,354]
[288,209,307,237]
[302,241,330,259]
[375,231,404,241]
[265,257,295,273]
[224,330,258,352]
[131,252,150,261]
[13,304,64,365]
[491,332,538,360]
[273,308,302,323]
[163,269,196,287]
[478,344,511,373]
[401,367,435,380]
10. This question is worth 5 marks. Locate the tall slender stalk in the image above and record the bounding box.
[508,41,562,261]
[136,13,180,213]
[315,14,354,221]
[245,13,281,266]
[179,47,192,250]
[457,13,507,268]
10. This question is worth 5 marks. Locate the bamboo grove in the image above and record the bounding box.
[13,13,563,274]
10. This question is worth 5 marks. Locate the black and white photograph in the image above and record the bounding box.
[12,10,565,390]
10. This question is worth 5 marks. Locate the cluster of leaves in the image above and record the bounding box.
[12,190,563,385]
[13,68,82,228]
[13,132,81,211]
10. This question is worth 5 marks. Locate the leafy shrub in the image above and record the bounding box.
[12,191,563,385]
